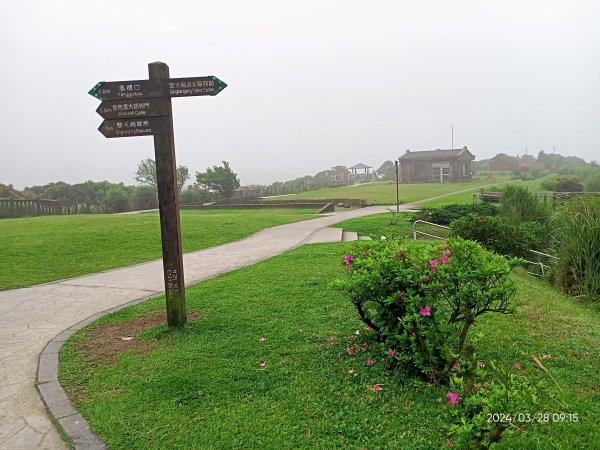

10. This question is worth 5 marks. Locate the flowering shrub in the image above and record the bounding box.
[336,237,518,382]
[446,355,539,449]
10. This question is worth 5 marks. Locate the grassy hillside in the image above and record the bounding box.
[267,173,546,205]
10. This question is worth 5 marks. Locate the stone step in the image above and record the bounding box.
[358,235,372,240]
[342,230,358,242]
[304,227,344,244]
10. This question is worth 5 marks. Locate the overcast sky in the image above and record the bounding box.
[1,0,598,189]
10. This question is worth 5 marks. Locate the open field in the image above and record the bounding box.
[0,209,316,290]
[60,243,600,449]
[266,173,525,204]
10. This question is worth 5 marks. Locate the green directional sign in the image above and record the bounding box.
[88,76,227,101]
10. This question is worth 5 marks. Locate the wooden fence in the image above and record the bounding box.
[0,198,63,218]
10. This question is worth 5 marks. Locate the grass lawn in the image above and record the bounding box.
[265,173,554,205]
[59,243,600,449]
[0,209,315,290]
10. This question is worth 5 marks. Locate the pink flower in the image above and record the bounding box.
[346,347,354,356]
[540,353,552,360]
[419,305,431,316]
[344,264,351,270]
[471,385,479,392]
[388,349,396,357]
[482,383,489,389]
[260,361,268,367]
[452,363,459,370]
[343,254,355,264]
[373,384,383,391]
[447,392,459,405]
[423,277,431,284]
[429,259,439,271]
[443,248,451,256]
[514,363,522,370]
[441,255,449,264]
[447,440,454,446]
[259,337,267,342]
[348,335,356,340]
[478,361,486,368]
[366,359,375,366]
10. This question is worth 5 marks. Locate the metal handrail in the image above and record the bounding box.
[525,249,559,277]
[412,220,451,241]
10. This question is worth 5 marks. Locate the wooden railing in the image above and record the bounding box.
[0,198,63,218]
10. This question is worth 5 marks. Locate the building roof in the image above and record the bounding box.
[398,147,474,161]
[348,163,372,169]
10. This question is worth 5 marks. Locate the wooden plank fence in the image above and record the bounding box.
[0,198,63,218]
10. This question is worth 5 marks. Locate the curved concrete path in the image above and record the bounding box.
[0,205,412,450]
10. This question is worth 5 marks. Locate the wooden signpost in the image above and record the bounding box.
[89,62,227,328]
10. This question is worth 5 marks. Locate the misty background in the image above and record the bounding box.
[1,0,599,189]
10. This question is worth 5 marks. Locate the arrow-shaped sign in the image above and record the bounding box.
[89,76,227,101]
[98,116,170,138]
[96,98,170,120]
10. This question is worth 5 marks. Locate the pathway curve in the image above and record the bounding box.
[0,204,409,450]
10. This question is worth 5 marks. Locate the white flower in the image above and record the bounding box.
[355,330,360,335]
[380,236,387,241]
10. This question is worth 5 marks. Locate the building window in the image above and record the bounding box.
[413,164,425,178]
[462,163,469,177]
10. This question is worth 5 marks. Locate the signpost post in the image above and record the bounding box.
[89,62,227,328]
[395,160,400,213]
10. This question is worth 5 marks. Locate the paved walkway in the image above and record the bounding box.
[0,205,410,450]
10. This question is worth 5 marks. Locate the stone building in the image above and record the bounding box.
[397,147,475,183]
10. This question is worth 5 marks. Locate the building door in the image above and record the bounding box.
[431,163,450,182]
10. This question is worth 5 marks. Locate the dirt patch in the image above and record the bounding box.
[74,311,200,367]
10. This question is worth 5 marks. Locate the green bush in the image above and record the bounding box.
[552,197,600,301]
[584,173,600,192]
[179,186,212,204]
[414,203,498,226]
[336,237,517,382]
[541,175,583,192]
[449,215,546,258]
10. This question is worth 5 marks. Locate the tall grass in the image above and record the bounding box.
[552,197,600,301]
[499,185,550,225]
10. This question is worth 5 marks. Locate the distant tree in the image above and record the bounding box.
[195,161,240,199]
[376,160,396,180]
[135,158,190,193]
[41,182,72,206]
[0,183,27,199]
[105,187,130,212]
[130,185,158,210]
